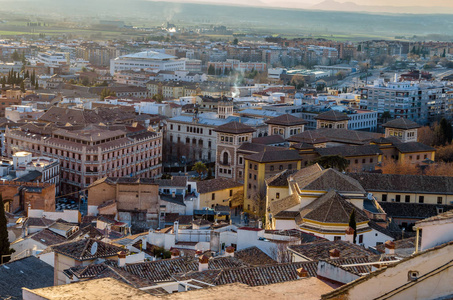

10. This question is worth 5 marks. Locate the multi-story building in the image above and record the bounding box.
[5,124,162,196]
[110,51,186,75]
[207,59,267,73]
[360,80,447,124]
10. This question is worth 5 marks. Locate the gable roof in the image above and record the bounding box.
[265,169,298,187]
[214,121,256,134]
[234,247,278,266]
[314,110,350,121]
[0,256,54,299]
[297,190,369,224]
[287,128,381,145]
[246,149,302,163]
[315,145,382,157]
[270,193,300,215]
[393,142,435,153]
[197,178,243,194]
[288,240,375,261]
[265,114,308,126]
[383,118,421,129]
[52,238,123,261]
[379,202,453,220]
[348,173,453,195]
[415,209,453,226]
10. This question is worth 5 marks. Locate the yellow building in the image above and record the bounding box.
[196,178,243,209]
[244,149,302,216]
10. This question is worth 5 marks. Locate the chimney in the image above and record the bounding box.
[385,240,395,255]
[117,250,127,267]
[195,250,203,257]
[329,249,340,260]
[172,191,176,198]
[225,246,235,257]
[198,255,209,272]
[170,249,180,259]
[296,267,309,279]
[345,226,355,243]
[173,221,179,242]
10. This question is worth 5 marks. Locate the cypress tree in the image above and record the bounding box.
[349,209,357,244]
[0,195,12,263]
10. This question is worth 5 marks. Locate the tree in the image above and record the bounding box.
[349,209,357,244]
[0,195,13,263]
[152,93,164,103]
[100,88,116,100]
[379,158,420,175]
[11,50,20,62]
[433,118,452,146]
[192,161,207,179]
[233,38,238,45]
[20,81,25,93]
[313,155,349,172]
[81,77,90,86]
[207,65,215,75]
[290,74,305,89]
[418,126,435,146]
[381,111,392,124]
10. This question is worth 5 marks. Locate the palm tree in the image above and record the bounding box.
[192,161,207,179]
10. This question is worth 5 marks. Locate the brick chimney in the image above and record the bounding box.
[385,240,395,255]
[296,267,309,279]
[225,246,235,257]
[329,249,340,260]
[117,250,127,267]
[198,255,209,272]
[345,226,355,243]
[170,249,180,259]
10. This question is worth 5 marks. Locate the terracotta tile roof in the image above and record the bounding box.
[297,190,369,224]
[25,217,55,228]
[382,118,421,129]
[270,193,300,215]
[376,237,418,254]
[197,178,242,194]
[116,256,247,282]
[265,169,298,187]
[393,142,435,153]
[52,238,124,261]
[287,128,381,145]
[251,135,286,145]
[214,121,256,134]
[348,173,453,194]
[315,145,382,157]
[234,247,278,266]
[288,240,375,261]
[265,114,308,126]
[246,149,302,163]
[29,228,68,246]
[378,202,453,220]
[177,261,319,287]
[314,110,350,121]
[238,143,283,154]
[293,167,365,193]
[415,209,453,225]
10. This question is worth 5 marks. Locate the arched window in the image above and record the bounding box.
[223,152,229,165]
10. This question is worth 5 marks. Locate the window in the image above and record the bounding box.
[288,164,292,170]
[405,195,410,203]
[248,184,251,189]
[419,196,424,203]
[362,159,366,163]
[230,190,233,197]
[382,194,388,202]
[355,159,358,164]
[270,166,274,171]
[254,165,257,170]
[334,236,341,241]
[437,197,443,204]
[239,157,243,164]
[249,173,252,179]
[220,168,223,173]
[253,185,256,190]
[239,171,242,178]
[417,155,420,160]
[170,124,173,130]
[279,165,283,170]
[249,164,252,169]
[395,195,401,202]
[359,235,363,244]
[370,158,373,163]
[254,175,257,180]
[223,152,229,165]
[276,193,280,199]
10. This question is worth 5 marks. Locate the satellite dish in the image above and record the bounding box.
[90,242,98,255]
[367,193,373,200]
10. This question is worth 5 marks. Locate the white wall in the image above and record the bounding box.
[420,222,453,251]
[317,261,360,284]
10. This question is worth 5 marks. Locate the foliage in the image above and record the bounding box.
[152,93,164,103]
[290,74,305,89]
[418,126,435,146]
[233,38,238,45]
[0,195,13,263]
[379,158,420,175]
[313,155,349,172]
[433,118,452,146]
[192,161,207,178]
[11,50,20,62]
[152,246,171,259]
[348,209,357,244]
[207,65,215,75]
[100,88,116,100]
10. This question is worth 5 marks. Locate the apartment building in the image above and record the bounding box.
[5,124,162,196]
[110,51,186,75]
[208,59,267,73]
[360,80,447,124]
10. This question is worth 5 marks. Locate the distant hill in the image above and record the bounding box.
[310,0,453,14]
[0,0,453,38]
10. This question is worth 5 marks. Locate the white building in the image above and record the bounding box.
[5,105,45,122]
[110,51,186,75]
